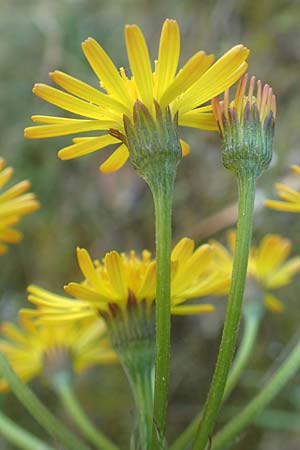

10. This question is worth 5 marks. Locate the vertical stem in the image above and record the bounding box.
[223,308,261,400]
[0,410,56,450]
[149,167,176,449]
[192,171,256,450]
[212,338,300,450]
[129,362,154,450]
[54,376,122,450]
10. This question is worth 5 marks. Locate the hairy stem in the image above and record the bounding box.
[149,167,176,449]
[192,170,256,450]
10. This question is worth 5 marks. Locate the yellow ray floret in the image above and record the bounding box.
[24,19,249,173]
[265,165,300,213]
[23,238,230,322]
[0,158,40,255]
[210,231,300,312]
[0,317,117,390]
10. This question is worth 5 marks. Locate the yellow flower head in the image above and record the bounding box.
[210,231,300,312]
[0,158,40,255]
[24,19,249,173]
[23,238,230,322]
[0,317,117,390]
[265,165,300,213]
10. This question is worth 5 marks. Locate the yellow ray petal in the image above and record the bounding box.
[27,285,85,307]
[31,115,94,124]
[178,45,249,113]
[0,228,22,243]
[209,240,233,273]
[266,257,300,289]
[0,181,31,202]
[65,282,109,303]
[25,119,116,139]
[125,25,153,109]
[160,51,214,108]
[20,308,94,322]
[180,139,190,157]
[82,37,132,107]
[179,109,218,130]
[1,323,29,345]
[104,251,128,301]
[0,196,39,218]
[291,165,300,175]
[171,238,195,262]
[0,167,13,188]
[255,235,291,279]
[172,244,213,291]
[0,244,7,254]
[276,184,300,203]
[171,304,215,315]
[58,135,119,160]
[0,216,20,228]
[264,199,300,212]
[137,261,156,302]
[76,247,113,297]
[100,144,129,173]
[264,293,284,313]
[50,70,129,115]
[27,294,85,310]
[32,84,109,120]
[155,19,180,100]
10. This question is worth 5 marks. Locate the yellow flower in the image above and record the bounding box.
[24,19,249,173]
[210,231,300,312]
[0,317,117,390]
[23,238,229,322]
[0,158,40,254]
[265,165,300,212]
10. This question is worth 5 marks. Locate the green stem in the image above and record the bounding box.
[149,167,176,449]
[192,171,257,450]
[254,409,300,432]
[223,307,261,401]
[54,375,122,450]
[221,406,300,433]
[107,303,155,450]
[0,353,92,450]
[212,337,300,450]
[0,410,56,450]
[169,307,261,450]
[129,362,154,450]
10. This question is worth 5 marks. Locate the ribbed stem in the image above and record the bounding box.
[129,360,154,450]
[149,166,176,450]
[223,306,261,400]
[54,375,122,450]
[0,353,92,450]
[192,170,257,450]
[212,337,300,450]
[107,305,155,450]
[0,410,55,450]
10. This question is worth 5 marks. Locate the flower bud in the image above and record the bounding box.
[213,75,276,177]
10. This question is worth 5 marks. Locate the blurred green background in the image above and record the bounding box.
[1,0,300,448]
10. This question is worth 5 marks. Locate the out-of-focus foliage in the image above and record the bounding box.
[1,0,300,449]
